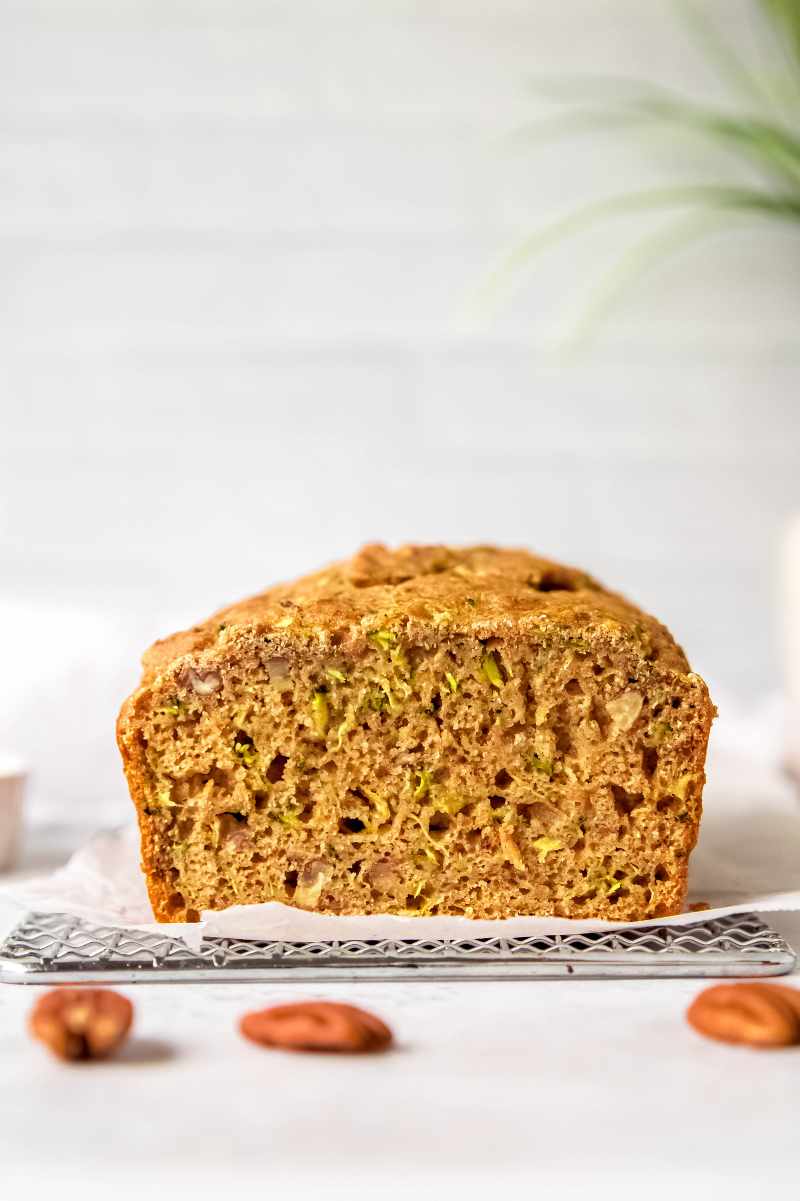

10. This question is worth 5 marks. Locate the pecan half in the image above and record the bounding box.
[179,665,222,695]
[687,983,800,1048]
[29,988,134,1061]
[264,656,290,680]
[240,1001,392,1054]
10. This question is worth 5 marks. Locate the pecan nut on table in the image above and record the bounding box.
[687,982,800,1048]
[240,1000,393,1054]
[29,987,134,1061]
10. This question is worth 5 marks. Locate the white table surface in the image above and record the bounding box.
[2,828,799,1199]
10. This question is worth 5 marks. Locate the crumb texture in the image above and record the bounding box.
[117,544,715,923]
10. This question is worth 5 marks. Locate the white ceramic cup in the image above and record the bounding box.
[0,755,26,872]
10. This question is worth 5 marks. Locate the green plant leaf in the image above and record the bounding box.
[562,209,741,348]
[508,105,652,147]
[514,81,800,191]
[626,93,800,189]
[760,0,800,70]
[481,183,800,310]
[482,1,800,342]
[676,0,783,112]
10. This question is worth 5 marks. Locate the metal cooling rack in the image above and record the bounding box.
[0,910,795,983]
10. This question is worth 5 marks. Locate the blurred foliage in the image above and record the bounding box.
[490,0,800,342]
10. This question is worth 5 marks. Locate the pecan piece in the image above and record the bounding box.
[264,656,290,681]
[29,988,134,1061]
[687,983,800,1048]
[293,858,332,909]
[179,665,222,695]
[240,1000,392,1054]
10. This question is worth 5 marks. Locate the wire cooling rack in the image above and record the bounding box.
[0,910,794,983]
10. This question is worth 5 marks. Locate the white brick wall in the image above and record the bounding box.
[1,0,798,819]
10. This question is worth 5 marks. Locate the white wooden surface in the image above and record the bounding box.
[1,893,798,1198]
[1,0,799,822]
[0,721,798,1196]
[3,951,800,1197]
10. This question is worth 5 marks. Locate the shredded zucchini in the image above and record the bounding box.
[233,740,258,767]
[311,690,329,736]
[413,769,433,799]
[531,836,563,863]
[481,652,503,687]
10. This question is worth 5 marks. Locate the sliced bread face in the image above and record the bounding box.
[117,545,714,923]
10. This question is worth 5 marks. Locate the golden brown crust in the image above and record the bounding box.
[117,544,714,924]
[137,543,689,684]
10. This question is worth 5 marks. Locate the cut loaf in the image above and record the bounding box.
[117,544,715,922]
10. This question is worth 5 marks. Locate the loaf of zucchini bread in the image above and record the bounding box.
[117,544,715,923]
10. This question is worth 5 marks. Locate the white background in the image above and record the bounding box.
[1,0,799,821]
